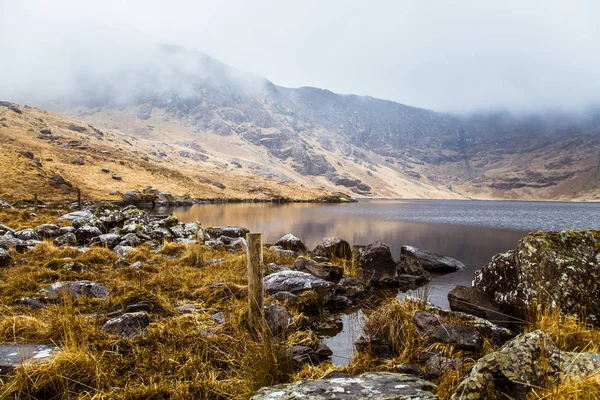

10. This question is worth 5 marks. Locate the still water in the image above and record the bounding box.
[165,199,600,365]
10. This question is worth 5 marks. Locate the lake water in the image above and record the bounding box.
[164,199,600,365]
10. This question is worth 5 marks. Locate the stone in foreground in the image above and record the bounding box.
[0,344,57,375]
[452,330,600,400]
[251,372,438,399]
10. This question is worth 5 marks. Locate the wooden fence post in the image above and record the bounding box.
[246,233,264,329]
[34,194,38,211]
[77,188,82,210]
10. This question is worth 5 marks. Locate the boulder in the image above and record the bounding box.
[355,333,395,359]
[118,233,143,247]
[0,344,56,376]
[274,234,306,253]
[53,233,77,247]
[472,230,600,325]
[452,330,600,400]
[205,226,249,239]
[412,312,444,336]
[75,225,103,244]
[425,355,462,380]
[0,248,11,268]
[251,372,438,400]
[36,224,61,238]
[40,280,109,299]
[287,345,319,365]
[314,237,351,260]
[13,229,40,242]
[293,257,343,282]
[355,242,398,285]
[59,210,94,221]
[0,235,27,252]
[447,285,515,327]
[335,277,365,298]
[90,234,121,249]
[400,245,465,272]
[102,312,149,339]
[263,270,335,297]
[430,324,483,351]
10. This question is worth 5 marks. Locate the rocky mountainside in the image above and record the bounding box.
[23,45,600,200]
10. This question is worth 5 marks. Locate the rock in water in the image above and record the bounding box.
[452,330,600,400]
[355,242,398,285]
[400,245,465,272]
[251,372,438,399]
[472,230,600,325]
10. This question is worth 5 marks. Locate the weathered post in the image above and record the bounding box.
[246,233,264,329]
[33,193,38,211]
[77,188,82,210]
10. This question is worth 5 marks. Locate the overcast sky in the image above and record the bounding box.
[1,0,599,113]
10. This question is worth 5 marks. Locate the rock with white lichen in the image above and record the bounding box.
[251,372,438,399]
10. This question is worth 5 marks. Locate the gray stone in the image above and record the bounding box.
[59,210,94,221]
[293,256,344,282]
[413,312,444,336]
[452,330,600,400]
[355,241,398,285]
[114,245,134,257]
[0,248,11,267]
[40,280,109,299]
[0,344,57,375]
[335,277,365,298]
[90,233,121,249]
[251,372,438,399]
[447,285,515,327]
[176,304,197,314]
[75,225,103,244]
[102,311,149,339]
[430,324,483,351]
[270,246,298,258]
[0,235,27,252]
[274,233,306,253]
[264,303,294,335]
[287,345,319,365]
[315,236,352,260]
[425,355,463,379]
[53,232,78,247]
[125,303,152,313]
[205,226,249,239]
[401,245,465,272]
[35,224,61,238]
[270,291,298,304]
[263,270,335,297]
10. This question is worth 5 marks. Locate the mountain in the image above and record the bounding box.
[8,45,600,200]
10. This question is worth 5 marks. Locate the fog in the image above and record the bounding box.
[1,0,599,113]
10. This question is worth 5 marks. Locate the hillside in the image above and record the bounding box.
[0,102,337,202]
[5,45,600,201]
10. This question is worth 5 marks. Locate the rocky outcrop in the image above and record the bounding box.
[456,230,600,325]
[251,372,438,399]
[452,330,600,400]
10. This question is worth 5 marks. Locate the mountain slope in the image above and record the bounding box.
[10,45,600,201]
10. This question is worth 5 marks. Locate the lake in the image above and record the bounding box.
[163,199,600,365]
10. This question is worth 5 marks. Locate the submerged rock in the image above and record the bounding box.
[452,330,600,400]
[251,372,438,399]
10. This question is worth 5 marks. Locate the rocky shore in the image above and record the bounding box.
[0,200,599,399]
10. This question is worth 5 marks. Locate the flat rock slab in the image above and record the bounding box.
[0,344,56,375]
[251,372,438,399]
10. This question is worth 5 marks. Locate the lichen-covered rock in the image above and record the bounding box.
[274,233,306,253]
[355,241,398,285]
[473,230,600,325]
[425,355,462,380]
[0,248,11,268]
[293,256,343,282]
[102,312,149,339]
[251,372,438,399]
[401,245,465,272]
[40,280,109,299]
[452,330,600,400]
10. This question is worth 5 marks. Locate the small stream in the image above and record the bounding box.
[164,199,600,365]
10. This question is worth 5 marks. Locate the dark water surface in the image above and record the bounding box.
[165,199,600,365]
